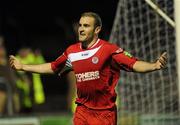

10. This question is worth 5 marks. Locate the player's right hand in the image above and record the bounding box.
[9,55,23,70]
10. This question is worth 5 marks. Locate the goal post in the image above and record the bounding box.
[174,0,180,107]
[145,0,175,28]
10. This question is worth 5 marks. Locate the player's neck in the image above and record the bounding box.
[82,37,98,49]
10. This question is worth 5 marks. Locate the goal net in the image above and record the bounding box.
[109,0,179,125]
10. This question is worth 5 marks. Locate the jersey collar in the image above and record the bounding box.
[80,39,100,50]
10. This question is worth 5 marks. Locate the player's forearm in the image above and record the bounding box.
[133,61,157,73]
[22,63,54,74]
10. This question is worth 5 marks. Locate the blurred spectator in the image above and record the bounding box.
[66,71,76,113]
[0,36,20,116]
[15,47,45,113]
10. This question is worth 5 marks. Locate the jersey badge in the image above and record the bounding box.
[92,56,99,64]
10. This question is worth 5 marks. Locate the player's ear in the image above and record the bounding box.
[95,26,101,34]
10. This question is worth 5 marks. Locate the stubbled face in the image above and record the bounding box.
[78,16,96,42]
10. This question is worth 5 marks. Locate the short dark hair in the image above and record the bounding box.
[81,12,102,28]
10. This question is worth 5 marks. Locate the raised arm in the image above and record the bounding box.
[9,55,54,74]
[133,52,167,73]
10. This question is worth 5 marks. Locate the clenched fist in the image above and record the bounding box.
[9,55,23,70]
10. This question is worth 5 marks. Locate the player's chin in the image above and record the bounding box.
[78,37,86,42]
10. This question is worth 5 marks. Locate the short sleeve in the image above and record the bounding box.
[110,44,138,71]
[51,52,68,73]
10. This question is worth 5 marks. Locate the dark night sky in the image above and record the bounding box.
[1,0,119,54]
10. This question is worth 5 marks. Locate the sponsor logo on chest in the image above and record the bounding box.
[75,71,100,82]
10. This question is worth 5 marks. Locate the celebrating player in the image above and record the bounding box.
[9,12,167,125]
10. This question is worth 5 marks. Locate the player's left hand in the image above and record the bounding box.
[155,52,167,70]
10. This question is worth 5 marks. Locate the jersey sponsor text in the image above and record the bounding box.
[76,71,100,82]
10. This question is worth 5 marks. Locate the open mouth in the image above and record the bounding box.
[80,33,86,36]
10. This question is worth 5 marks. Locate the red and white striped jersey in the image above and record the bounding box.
[51,39,137,109]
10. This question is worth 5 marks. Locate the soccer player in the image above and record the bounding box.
[9,12,167,125]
